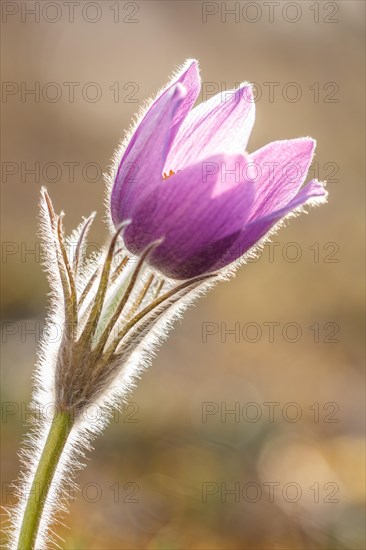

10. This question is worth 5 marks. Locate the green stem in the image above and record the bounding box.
[17,411,73,550]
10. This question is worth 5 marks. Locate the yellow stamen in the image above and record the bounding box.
[163,169,175,180]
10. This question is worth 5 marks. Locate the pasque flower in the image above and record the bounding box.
[11,60,328,550]
[110,60,327,279]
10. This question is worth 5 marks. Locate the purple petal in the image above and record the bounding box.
[208,179,328,271]
[123,154,255,279]
[111,84,187,225]
[248,138,316,220]
[164,84,255,173]
[167,59,202,143]
[123,59,200,162]
[111,60,201,225]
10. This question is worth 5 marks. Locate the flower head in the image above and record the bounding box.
[111,59,327,280]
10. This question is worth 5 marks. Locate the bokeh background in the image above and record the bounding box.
[1,1,365,548]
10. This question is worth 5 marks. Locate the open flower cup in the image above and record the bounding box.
[110,59,327,280]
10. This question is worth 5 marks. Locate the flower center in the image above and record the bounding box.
[163,170,175,180]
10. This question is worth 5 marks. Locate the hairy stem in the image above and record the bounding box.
[16,412,73,550]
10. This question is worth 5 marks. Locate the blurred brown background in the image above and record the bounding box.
[1,1,365,548]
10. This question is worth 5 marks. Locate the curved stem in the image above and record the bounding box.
[17,412,73,550]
